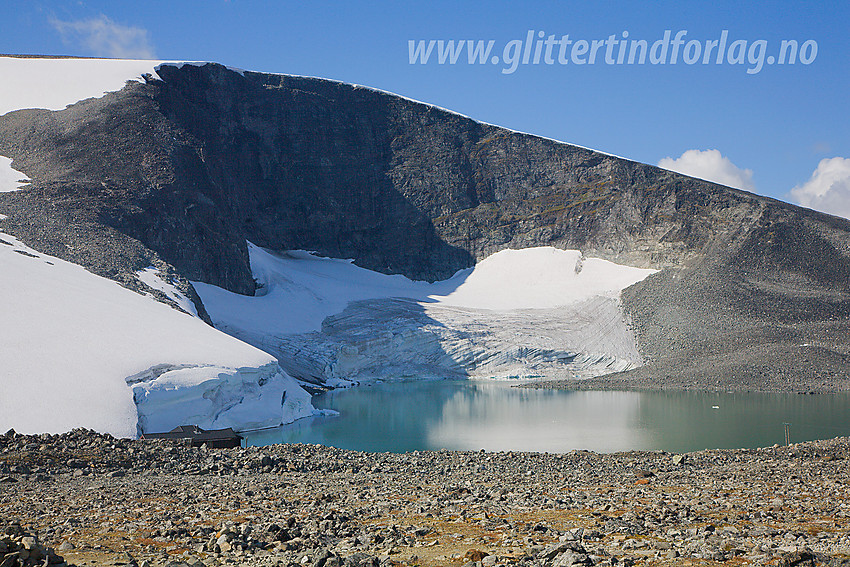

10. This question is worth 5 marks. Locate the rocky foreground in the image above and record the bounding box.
[2,429,850,567]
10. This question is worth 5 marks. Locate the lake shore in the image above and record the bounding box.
[3,429,850,567]
[518,363,850,394]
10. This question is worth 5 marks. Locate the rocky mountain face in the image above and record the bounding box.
[1,62,849,389]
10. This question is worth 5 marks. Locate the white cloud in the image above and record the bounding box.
[790,157,850,219]
[658,149,755,192]
[49,14,155,59]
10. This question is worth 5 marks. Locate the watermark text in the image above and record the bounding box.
[409,30,818,74]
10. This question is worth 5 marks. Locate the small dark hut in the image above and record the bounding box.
[140,425,242,448]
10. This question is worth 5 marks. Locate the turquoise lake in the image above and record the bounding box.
[243,380,850,453]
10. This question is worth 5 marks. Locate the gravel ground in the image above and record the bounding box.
[518,348,850,394]
[3,429,850,567]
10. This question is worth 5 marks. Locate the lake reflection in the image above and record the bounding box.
[244,380,850,453]
[427,385,651,453]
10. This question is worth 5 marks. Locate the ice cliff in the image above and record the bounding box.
[0,231,317,438]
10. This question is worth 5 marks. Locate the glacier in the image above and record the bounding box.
[129,362,314,434]
[0,231,318,438]
[194,244,657,386]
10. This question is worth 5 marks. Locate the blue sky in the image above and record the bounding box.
[2,0,849,216]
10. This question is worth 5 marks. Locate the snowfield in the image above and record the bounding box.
[0,155,29,192]
[0,232,317,438]
[0,57,165,116]
[195,245,656,385]
[431,247,655,310]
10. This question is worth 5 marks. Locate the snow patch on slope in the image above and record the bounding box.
[0,155,29,192]
[0,232,316,437]
[136,267,198,317]
[434,247,653,309]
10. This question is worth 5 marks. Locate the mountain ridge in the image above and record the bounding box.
[2,60,849,390]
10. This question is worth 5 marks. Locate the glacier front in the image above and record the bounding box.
[0,231,318,438]
[194,244,657,386]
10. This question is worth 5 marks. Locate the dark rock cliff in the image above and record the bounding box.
[1,61,849,388]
